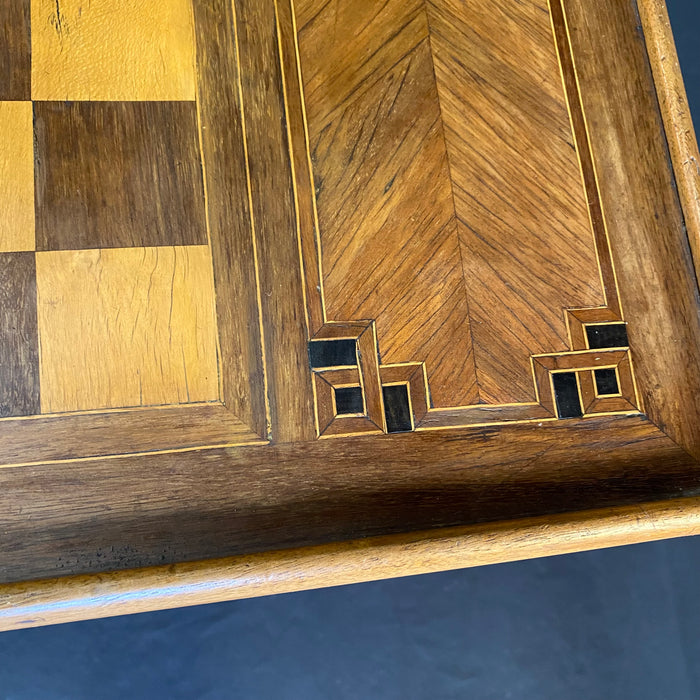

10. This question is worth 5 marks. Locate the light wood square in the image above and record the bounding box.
[31,0,196,100]
[37,246,220,413]
[0,102,34,252]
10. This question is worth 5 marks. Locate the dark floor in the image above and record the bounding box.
[2,1,699,698]
[667,0,700,119]
[1,538,700,699]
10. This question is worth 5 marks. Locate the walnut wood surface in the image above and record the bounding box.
[638,0,700,283]
[34,101,207,250]
[0,253,39,417]
[563,0,700,458]
[0,415,697,585]
[0,0,29,101]
[294,0,605,407]
[427,0,605,404]
[0,404,263,467]
[234,0,316,443]
[192,0,268,437]
[0,0,698,628]
[299,22,480,408]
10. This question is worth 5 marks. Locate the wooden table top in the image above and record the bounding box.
[0,0,699,629]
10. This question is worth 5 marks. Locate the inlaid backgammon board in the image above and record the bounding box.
[1,0,699,628]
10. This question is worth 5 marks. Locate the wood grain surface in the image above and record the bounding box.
[563,0,700,458]
[0,253,39,417]
[0,102,34,252]
[192,0,268,438]
[0,1,30,101]
[294,0,605,407]
[34,101,207,251]
[3,494,700,631]
[549,0,621,319]
[300,29,479,408]
[0,404,264,468]
[0,0,698,629]
[235,0,315,442]
[0,414,697,585]
[31,0,196,101]
[274,0,326,335]
[36,247,219,413]
[638,0,700,283]
[295,0,480,409]
[427,0,605,404]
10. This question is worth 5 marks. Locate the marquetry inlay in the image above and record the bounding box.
[286,0,640,436]
[0,0,269,466]
[0,0,642,463]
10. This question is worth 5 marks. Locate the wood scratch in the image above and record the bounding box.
[52,0,68,40]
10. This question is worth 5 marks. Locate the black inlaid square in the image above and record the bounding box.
[334,386,364,415]
[552,372,583,419]
[586,323,629,349]
[594,368,619,396]
[382,384,413,433]
[308,339,357,368]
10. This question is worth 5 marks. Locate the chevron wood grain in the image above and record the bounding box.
[305,40,479,407]
[427,0,605,404]
[294,0,429,132]
[294,0,606,409]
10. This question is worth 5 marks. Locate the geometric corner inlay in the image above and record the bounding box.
[309,320,430,438]
[534,308,639,420]
[309,306,641,438]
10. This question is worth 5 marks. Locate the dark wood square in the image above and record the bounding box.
[0,1,30,100]
[308,339,357,369]
[34,101,207,250]
[0,252,39,417]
